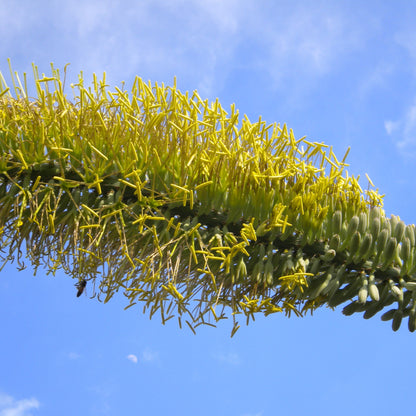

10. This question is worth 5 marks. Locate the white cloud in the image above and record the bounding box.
[141,348,159,363]
[270,14,345,74]
[67,352,80,360]
[385,102,416,156]
[0,1,38,38]
[213,351,240,365]
[384,120,400,136]
[395,27,416,72]
[0,393,39,416]
[126,354,138,364]
[381,20,416,157]
[1,0,371,103]
[53,0,244,97]
[356,63,394,101]
[64,0,114,38]
[240,3,365,90]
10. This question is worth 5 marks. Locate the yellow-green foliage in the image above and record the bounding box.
[1,62,415,333]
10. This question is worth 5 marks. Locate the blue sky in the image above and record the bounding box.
[1,1,416,415]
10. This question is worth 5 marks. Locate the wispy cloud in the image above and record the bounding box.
[395,26,416,73]
[126,354,138,364]
[356,63,394,101]
[140,347,160,364]
[238,3,366,90]
[213,351,240,365]
[0,393,40,416]
[1,0,371,103]
[384,120,400,136]
[67,351,80,360]
[385,101,416,157]
[382,18,416,158]
[5,1,365,98]
[56,0,243,96]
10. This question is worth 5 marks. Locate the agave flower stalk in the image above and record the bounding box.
[0,61,414,334]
